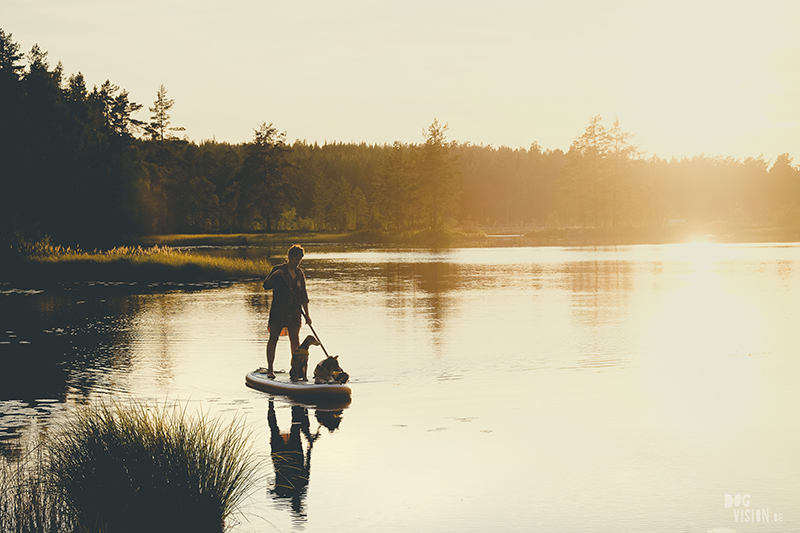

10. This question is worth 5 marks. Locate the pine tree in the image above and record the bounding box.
[566,115,611,227]
[146,84,184,147]
[237,122,294,231]
[607,117,637,228]
[419,119,459,229]
[375,141,416,231]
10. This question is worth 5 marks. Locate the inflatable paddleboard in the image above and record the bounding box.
[245,369,352,401]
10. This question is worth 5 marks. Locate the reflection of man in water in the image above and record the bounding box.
[267,400,318,514]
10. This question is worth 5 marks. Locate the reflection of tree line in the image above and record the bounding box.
[566,260,634,301]
[0,290,144,397]
[267,399,343,518]
[0,287,147,447]
[566,260,637,370]
[306,256,636,324]
[0,279,272,417]
[303,255,641,368]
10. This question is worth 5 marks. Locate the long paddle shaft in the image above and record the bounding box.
[302,308,330,358]
[284,270,330,358]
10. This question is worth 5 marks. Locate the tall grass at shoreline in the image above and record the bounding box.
[6,245,271,283]
[138,233,347,248]
[1,402,262,533]
[0,436,75,533]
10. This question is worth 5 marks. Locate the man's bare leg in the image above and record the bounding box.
[266,327,281,378]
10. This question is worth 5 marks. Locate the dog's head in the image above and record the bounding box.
[299,335,321,350]
[319,355,342,372]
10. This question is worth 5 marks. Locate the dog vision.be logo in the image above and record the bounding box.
[724,494,783,524]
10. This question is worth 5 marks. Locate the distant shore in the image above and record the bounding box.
[521,224,800,247]
[4,225,799,286]
[135,224,800,248]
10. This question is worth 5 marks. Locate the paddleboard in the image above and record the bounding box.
[245,369,352,401]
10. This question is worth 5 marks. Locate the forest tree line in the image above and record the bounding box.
[2,29,800,251]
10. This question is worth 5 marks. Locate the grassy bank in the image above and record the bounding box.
[1,401,261,533]
[133,229,488,248]
[136,232,348,247]
[2,245,271,284]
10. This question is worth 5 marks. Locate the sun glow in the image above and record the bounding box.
[645,245,764,432]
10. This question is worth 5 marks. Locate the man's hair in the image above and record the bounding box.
[288,245,305,259]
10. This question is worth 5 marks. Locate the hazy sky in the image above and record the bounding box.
[4,0,799,161]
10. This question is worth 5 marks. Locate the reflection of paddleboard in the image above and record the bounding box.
[245,370,352,401]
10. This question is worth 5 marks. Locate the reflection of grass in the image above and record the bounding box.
[8,245,270,283]
[1,402,261,533]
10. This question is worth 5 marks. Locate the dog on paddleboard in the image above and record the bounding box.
[313,355,349,384]
[290,335,321,381]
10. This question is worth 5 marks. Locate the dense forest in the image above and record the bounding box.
[2,29,799,252]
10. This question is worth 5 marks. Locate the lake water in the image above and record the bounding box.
[2,243,800,532]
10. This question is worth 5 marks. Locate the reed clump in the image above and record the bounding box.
[1,402,261,533]
[0,437,76,533]
[8,245,271,283]
[49,401,261,533]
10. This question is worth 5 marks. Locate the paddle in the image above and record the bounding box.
[300,307,330,358]
[282,266,331,358]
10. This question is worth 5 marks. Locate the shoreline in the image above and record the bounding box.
[132,225,800,248]
[3,226,799,286]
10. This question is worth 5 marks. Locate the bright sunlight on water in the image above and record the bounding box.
[2,243,800,532]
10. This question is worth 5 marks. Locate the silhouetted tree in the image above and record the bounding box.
[116,90,143,135]
[419,119,459,229]
[0,30,26,251]
[314,175,352,231]
[237,122,295,231]
[374,141,417,230]
[352,185,369,229]
[565,115,610,227]
[768,153,800,219]
[607,117,638,227]
[146,84,184,148]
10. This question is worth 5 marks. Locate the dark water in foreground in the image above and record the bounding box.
[2,243,800,532]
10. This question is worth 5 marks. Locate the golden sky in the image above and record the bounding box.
[4,0,799,160]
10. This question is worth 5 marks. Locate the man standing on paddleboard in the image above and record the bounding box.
[263,245,311,378]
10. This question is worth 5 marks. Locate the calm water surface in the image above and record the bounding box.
[2,243,800,532]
